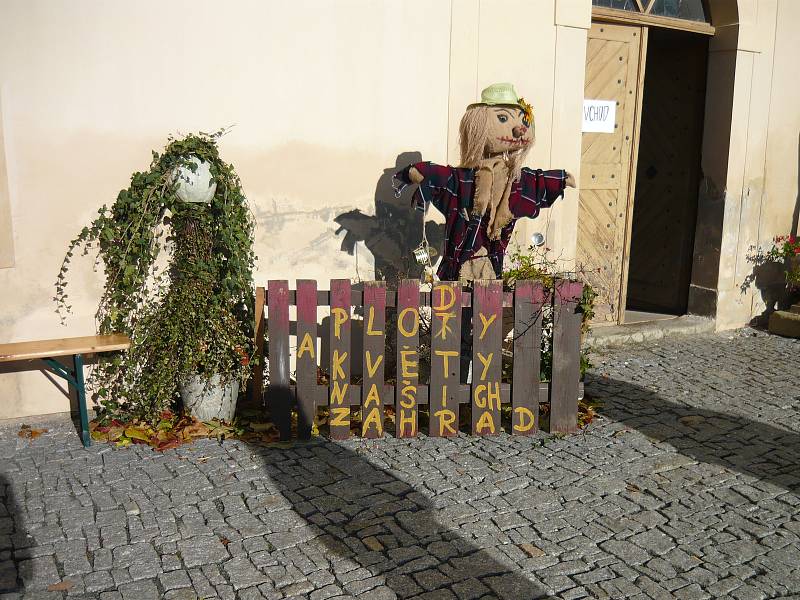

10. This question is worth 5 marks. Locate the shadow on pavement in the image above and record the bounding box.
[244,439,550,599]
[587,373,800,494]
[0,473,22,593]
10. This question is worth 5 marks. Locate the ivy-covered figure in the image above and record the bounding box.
[55,131,256,424]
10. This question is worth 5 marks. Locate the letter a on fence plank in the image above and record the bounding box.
[550,280,583,433]
[430,282,461,437]
[396,279,419,438]
[329,279,351,440]
[512,281,545,435]
[362,281,386,439]
[472,280,502,435]
[268,280,292,440]
[296,280,318,439]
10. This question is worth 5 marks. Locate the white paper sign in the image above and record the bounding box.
[582,99,616,133]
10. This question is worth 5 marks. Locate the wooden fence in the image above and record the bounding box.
[250,279,584,441]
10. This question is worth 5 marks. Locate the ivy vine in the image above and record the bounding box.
[55,130,256,423]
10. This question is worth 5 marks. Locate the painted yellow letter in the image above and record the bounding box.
[478,312,497,340]
[434,285,456,311]
[400,350,418,379]
[332,350,348,381]
[398,307,419,338]
[363,383,381,407]
[435,409,457,436]
[513,407,535,433]
[476,410,496,434]
[330,406,350,427]
[365,351,383,379]
[366,306,383,336]
[434,350,459,378]
[296,332,315,359]
[400,385,416,409]
[330,381,349,405]
[362,408,383,437]
[331,307,348,340]
[476,352,494,381]
[398,409,416,437]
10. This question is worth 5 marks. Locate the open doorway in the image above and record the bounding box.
[624,27,709,323]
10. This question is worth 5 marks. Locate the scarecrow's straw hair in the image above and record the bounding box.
[458,105,535,183]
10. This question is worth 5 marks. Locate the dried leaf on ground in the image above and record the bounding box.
[47,580,74,591]
[18,424,48,439]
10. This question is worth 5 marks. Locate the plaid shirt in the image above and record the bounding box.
[394,162,567,280]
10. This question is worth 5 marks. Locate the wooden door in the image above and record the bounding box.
[577,23,647,324]
[626,29,707,314]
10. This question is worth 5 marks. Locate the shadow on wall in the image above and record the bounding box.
[0,473,23,593]
[334,152,445,284]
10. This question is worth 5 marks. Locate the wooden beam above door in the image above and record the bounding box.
[592,7,715,35]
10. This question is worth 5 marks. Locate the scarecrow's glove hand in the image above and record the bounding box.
[408,166,425,185]
[565,171,576,188]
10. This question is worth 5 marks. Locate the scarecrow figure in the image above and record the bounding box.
[394,83,575,282]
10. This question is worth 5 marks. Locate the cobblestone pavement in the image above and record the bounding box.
[1,329,799,600]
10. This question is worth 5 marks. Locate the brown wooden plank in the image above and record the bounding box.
[512,281,545,435]
[0,334,131,363]
[550,280,583,433]
[395,279,420,438]
[429,282,461,437]
[329,279,352,440]
[267,280,292,440]
[592,7,715,35]
[361,281,386,438]
[250,286,266,407]
[471,280,503,435]
[260,288,517,308]
[295,280,318,439]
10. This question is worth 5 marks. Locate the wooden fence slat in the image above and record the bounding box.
[512,281,545,435]
[295,280,318,439]
[362,281,386,438]
[550,279,583,433]
[329,279,352,440]
[429,282,461,437]
[396,279,420,438]
[267,280,292,440]
[471,280,503,436]
[250,286,266,407]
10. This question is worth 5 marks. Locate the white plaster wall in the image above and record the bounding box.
[715,0,800,329]
[0,0,582,418]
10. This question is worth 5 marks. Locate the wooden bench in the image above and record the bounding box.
[0,334,131,447]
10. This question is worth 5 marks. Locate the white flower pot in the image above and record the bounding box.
[172,156,217,204]
[179,374,239,422]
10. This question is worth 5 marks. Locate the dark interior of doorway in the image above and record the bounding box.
[625,27,709,320]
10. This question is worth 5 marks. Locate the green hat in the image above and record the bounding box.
[474,83,521,106]
[469,83,533,125]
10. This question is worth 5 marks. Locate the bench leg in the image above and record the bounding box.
[73,353,91,448]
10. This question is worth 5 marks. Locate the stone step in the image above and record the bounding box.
[790,303,800,314]
[768,309,800,338]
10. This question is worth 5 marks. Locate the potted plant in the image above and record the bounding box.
[55,130,255,424]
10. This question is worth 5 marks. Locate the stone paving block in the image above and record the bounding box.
[117,578,159,600]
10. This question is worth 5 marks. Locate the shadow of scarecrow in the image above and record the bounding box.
[334,151,445,285]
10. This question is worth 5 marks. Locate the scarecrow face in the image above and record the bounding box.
[484,105,533,156]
